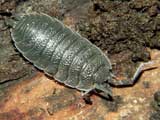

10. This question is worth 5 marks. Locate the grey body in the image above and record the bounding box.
[10,13,144,99]
[11,13,112,92]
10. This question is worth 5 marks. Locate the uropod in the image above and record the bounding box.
[6,13,151,101]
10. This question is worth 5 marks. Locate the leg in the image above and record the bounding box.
[108,61,158,87]
[94,84,113,100]
[81,89,93,104]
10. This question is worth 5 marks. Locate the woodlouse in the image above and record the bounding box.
[7,13,150,100]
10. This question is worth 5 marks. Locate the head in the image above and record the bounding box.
[5,14,23,28]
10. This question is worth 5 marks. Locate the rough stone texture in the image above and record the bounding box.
[0,0,160,120]
[150,90,160,120]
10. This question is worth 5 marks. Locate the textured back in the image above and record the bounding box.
[11,13,112,91]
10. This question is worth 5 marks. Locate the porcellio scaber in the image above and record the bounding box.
[8,13,147,100]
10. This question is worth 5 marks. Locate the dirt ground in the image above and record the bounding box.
[0,0,160,120]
